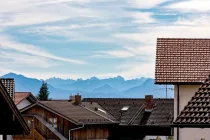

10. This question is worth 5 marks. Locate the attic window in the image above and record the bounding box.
[121,106,129,111]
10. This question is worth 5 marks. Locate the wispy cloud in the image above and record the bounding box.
[0,35,86,64]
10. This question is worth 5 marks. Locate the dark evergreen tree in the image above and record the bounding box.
[37,81,50,101]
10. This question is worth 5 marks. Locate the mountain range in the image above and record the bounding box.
[1,73,174,99]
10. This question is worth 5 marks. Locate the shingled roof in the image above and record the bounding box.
[155,38,210,84]
[174,75,210,127]
[83,98,174,127]
[15,92,37,105]
[21,100,118,125]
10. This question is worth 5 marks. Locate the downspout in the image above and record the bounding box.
[69,124,84,140]
[177,85,180,140]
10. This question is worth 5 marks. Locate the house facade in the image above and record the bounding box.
[155,38,210,140]
[14,95,118,140]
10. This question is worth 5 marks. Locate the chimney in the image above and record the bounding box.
[0,78,15,101]
[74,93,81,105]
[144,95,154,112]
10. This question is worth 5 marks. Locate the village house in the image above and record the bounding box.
[0,79,30,140]
[14,94,119,140]
[13,93,174,140]
[155,38,210,140]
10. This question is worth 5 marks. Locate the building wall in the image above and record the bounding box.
[17,99,31,110]
[174,85,210,140]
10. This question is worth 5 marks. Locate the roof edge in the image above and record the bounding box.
[172,124,210,128]
[155,82,203,85]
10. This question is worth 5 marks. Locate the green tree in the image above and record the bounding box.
[37,81,50,101]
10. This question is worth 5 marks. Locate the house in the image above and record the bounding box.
[83,95,174,140]
[155,38,210,140]
[14,92,37,110]
[0,79,30,140]
[14,94,118,140]
[14,94,173,140]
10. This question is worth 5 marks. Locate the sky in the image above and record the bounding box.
[1,0,210,80]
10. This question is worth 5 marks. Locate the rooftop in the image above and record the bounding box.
[83,98,174,127]
[37,100,118,125]
[155,38,210,84]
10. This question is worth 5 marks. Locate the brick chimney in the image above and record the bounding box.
[0,78,15,101]
[74,93,81,105]
[144,95,154,112]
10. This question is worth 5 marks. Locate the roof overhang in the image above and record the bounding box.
[155,82,203,85]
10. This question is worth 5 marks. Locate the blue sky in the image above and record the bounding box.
[0,0,210,79]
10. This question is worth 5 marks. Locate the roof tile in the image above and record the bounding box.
[174,75,210,125]
[155,38,210,84]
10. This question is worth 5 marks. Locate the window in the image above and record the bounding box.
[49,118,57,129]
[121,106,129,111]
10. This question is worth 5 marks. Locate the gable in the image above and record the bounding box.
[174,75,210,127]
[155,38,210,84]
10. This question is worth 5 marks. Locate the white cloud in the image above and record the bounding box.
[166,0,210,12]
[94,50,135,58]
[0,35,85,64]
[131,12,155,24]
[128,0,171,9]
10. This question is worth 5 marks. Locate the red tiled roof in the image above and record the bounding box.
[174,75,210,126]
[14,92,31,105]
[155,38,210,84]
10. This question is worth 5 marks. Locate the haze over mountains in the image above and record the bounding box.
[1,73,174,99]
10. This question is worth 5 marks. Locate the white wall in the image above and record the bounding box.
[144,136,167,140]
[17,99,31,110]
[174,85,210,140]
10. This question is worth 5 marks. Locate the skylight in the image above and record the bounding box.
[121,106,129,111]
[98,108,107,114]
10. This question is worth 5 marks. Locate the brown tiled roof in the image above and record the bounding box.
[83,98,174,126]
[174,75,210,126]
[155,38,210,84]
[39,101,117,125]
[15,92,30,105]
[14,92,37,105]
